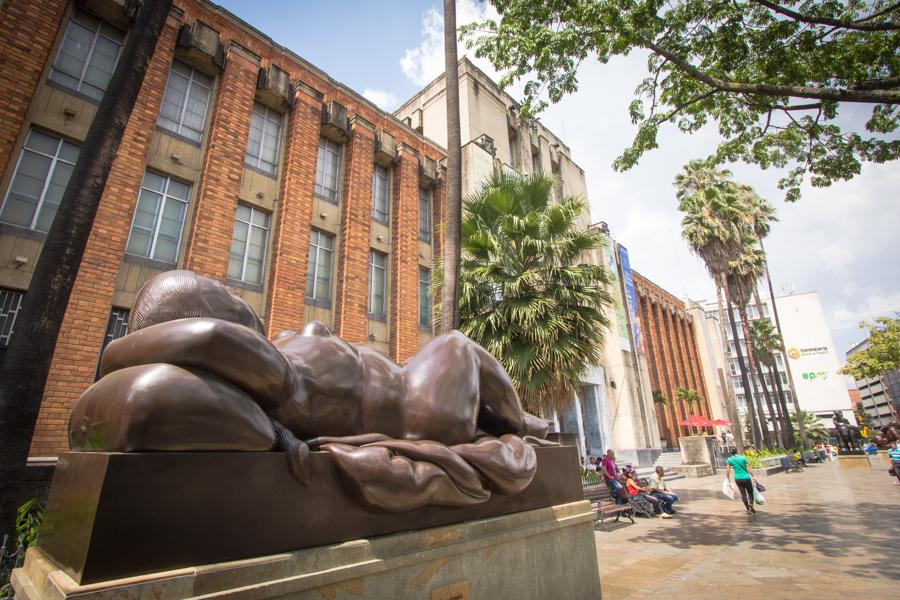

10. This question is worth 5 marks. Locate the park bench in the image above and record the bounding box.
[802,450,822,464]
[780,456,804,473]
[582,483,635,530]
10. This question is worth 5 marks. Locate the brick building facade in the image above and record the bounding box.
[633,272,712,446]
[0,0,445,457]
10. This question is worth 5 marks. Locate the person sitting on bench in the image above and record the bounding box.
[623,466,673,518]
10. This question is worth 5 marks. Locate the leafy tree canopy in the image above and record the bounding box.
[449,172,613,414]
[462,0,900,201]
[841,316,900,380]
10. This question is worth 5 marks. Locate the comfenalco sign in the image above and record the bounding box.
[787,346,829,359]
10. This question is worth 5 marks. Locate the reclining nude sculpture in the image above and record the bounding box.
[69,270,552,513]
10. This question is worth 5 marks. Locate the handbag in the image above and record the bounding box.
[721,477,735,500]
[752,486,766,505]
[755,482,766,492]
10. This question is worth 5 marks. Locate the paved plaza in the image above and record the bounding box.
[595,457,899,599]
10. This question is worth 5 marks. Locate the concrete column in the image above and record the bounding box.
[183,45,259,280]
[264,85,321,335]
[389,144,420,363]
[31,17,179,456]
[333,117,374,343]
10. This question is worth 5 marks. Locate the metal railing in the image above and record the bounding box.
[0,534,25,600]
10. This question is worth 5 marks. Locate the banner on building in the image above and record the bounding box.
[603,241,631,351]
[617,244,644,354]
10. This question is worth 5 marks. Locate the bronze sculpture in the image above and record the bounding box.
[831,410,863,452]
[69,270,551,512]
[873,420,900,448]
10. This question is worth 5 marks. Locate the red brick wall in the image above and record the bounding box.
[29,17,180,456]
[0,0,68,179]
[263,88,321,336]
[182,48,258,279]
[2,0,446,457]
[390,146,420,363]
[633,271,712,446]
[333,119,374,344]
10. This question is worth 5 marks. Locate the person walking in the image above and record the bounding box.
[888,441,900,485]
[725,448,758,514]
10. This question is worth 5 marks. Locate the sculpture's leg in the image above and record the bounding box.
[403,331,525,445]
[69,364,276,452]
[98,317,305,423]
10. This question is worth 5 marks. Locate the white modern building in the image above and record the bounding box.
[702,291,854,430]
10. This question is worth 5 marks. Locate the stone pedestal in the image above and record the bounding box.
[839,454,871,470]
[670,463,714,478]
[12,502,601,600]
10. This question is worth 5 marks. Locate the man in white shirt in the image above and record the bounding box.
[649,466,679,513]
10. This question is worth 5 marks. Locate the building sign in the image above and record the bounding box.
[801,370,829,381]
[602,240,631,351]
[617,244,644,354]
[788,346,828,359]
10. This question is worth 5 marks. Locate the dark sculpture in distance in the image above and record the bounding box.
[69,271,550,512]
[832,410,863,452]
[873,420,900,448]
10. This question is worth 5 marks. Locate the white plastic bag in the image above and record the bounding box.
[753,485,766,505]
[722,477,735,500]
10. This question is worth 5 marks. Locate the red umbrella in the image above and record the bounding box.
[680,415,715,427]
[712,419,732,426]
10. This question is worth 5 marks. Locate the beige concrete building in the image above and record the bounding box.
[396,59,663,464]
[395,58,588,225]
[685,298,733,426]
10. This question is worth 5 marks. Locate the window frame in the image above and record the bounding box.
[0,129,80,232]
[305,229,335,307]
[157,59,213,144]
[314,137,341,204]
[124,171,191,265]
[418,187,432,242]
[418,267,431,330]
[371,164,390,224]
[368,250,388,320]
[244,102,283,176]
[227,203,271,285]
[48,8,125,101]
[0,288,25,348]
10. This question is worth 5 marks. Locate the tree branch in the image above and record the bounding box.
[750,0,900,31]
[645,41,900,104]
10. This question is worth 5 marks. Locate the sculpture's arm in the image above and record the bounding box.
[100,317,302,418]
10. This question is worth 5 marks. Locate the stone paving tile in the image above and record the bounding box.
[595,459,900,599]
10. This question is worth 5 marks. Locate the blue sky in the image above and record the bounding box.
[216,0,436,105]
[216,0,899,364]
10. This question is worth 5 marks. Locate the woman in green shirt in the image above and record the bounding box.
[725,448,758,514]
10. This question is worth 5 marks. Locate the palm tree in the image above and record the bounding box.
[441,0,462,331]
[453,173,613,414]
[0,0,173,537]
[652,389,668,406]
[736,185,807,446]
[676,161,749,450]
[727,240,779,449]
[750,319,794,446]
[675,387,703,436]
[790,411,830,446]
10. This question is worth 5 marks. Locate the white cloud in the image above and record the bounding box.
[399,1,501,86]
[362,87,401,111]
[400,8,444,86]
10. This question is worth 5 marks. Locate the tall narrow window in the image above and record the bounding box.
[314,137,341,203]
[0,288,24,349]
[125,171,190,264]
[245,102,283,175]
[418,188,432,242]
[0,129,80,232]
[372,165,390,224]
[96,307,129,380]
[368,251,387,319]
[306,229,334,305]
[157,59,213,143]
[418,268,431,329]
[228,204,270,285]
[49,8,125,101]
